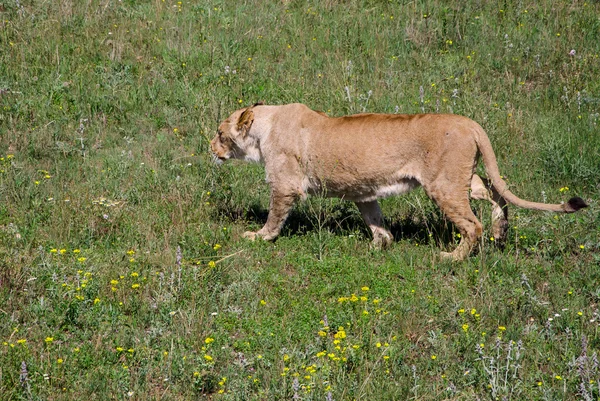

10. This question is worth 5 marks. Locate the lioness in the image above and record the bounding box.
[211,103,587,261]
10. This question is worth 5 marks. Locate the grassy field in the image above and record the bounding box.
[1,0,599,399]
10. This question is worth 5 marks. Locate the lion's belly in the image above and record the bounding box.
[308,176,421,203]
[372,179,421,199]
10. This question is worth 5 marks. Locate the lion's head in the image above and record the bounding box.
[210,103,264,163]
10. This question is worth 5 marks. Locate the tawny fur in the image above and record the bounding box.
[210,103,587,261]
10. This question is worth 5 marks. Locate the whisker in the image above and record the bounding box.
[211,153,223,165]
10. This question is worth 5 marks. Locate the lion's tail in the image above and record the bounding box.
[473,124,587,213]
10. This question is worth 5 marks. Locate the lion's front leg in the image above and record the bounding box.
[243,188,298,242]
[356,200,393,248]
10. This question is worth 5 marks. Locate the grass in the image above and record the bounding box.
[1,0,599,399]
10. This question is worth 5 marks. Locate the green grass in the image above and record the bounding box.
[1,0,599,399]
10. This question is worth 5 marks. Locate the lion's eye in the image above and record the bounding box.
[217,131,233,145]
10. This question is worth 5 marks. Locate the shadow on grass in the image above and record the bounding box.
[215,201,459,248]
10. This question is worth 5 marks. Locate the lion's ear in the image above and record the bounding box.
[237,107,254,137]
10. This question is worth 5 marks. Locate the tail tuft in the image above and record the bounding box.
[565,197,588,213]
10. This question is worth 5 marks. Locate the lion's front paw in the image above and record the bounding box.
[439,251,454,261]
[439,250,468,262]
[371,229,393,249]
[243,231,259,241]
[440,252,460,262]
[243,230,278,242]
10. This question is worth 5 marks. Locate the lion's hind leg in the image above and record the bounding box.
[470,174,508,247]
[355,200,393,248]
[425,183,483,261]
